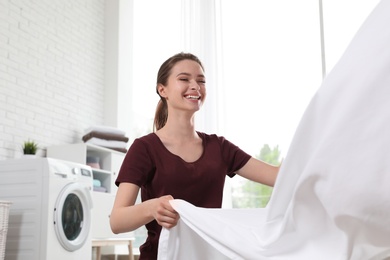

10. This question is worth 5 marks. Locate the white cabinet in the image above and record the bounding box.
[47,143,133,239]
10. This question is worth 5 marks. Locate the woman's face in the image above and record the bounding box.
[160,59,206,112]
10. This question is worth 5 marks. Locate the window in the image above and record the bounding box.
[220,0,322,208]
[220,0,380,208]
[322,0,380,73]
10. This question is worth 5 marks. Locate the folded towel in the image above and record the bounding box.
[82,131,129,143]
[87,156,101,169]
[93,179,101,187]
[93,186,107,193]
[85,137,127,149]
[84,125,126,136]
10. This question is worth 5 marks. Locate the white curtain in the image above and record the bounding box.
[181,0,225,134]
[180,0,234,207]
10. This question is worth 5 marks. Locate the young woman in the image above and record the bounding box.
[110,52,280,259]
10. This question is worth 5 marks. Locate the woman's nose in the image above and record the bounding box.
[190,81,200,90]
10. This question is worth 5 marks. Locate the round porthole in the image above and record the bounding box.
[53,183,92,252]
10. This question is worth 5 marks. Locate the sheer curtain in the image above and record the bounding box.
[129,0,222,137]
[180,0,224,134]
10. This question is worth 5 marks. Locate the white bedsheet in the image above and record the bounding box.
[158,1,390,259]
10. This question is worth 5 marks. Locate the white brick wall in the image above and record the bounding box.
[0,0,105,159]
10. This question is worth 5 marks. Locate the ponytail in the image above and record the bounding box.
[153,99,168,132]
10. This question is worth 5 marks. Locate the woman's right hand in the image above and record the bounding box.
[153,195,180,229]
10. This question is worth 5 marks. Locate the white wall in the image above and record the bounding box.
[104,0,133,137]
[0,0,109,159]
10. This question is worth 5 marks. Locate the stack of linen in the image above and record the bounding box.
[93,179,106,193]
[82,125,129,153]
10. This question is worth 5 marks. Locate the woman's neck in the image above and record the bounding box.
[157,115,198,141]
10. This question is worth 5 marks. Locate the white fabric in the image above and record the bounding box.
[84,125,126,136]
[158,1,390,259]
[85,137,127,149]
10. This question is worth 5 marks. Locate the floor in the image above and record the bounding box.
[99,255,140,260]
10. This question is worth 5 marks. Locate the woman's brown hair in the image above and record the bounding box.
[153,52,204,131]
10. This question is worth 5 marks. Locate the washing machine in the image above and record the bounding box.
[0,157,93,260]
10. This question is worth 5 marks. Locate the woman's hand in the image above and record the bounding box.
[153,195,180,229]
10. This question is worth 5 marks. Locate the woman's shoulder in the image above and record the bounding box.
[197,131,227,143]
[136,132,157,141]
[128,133,165,159]
[131,132,160,147]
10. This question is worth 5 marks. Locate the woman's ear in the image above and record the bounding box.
[157,84,167,98]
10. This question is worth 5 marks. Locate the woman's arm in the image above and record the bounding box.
[110,182,179,234]
[236,157,280,187]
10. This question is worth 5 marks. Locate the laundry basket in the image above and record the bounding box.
[0,201,12,260]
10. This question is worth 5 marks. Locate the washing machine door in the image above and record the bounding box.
[54,182,93,252]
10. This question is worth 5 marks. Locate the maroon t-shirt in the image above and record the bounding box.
[115,131,251,259]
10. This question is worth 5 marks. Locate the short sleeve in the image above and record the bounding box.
[115,138,156,187]
[218,135,252,177]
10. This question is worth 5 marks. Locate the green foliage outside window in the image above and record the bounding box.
[232,144,281,208]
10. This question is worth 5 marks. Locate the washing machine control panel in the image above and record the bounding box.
[49,159,93,182]
[69,167,92,179]
[80,168,91,177]
[72,168,80,175]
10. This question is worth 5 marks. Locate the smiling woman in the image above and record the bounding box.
[111,52,280,259]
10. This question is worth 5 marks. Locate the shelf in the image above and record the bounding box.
[92,169,113,193]
[86,143,126,156]
[92,168,113,175]
[47,143,125,195]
